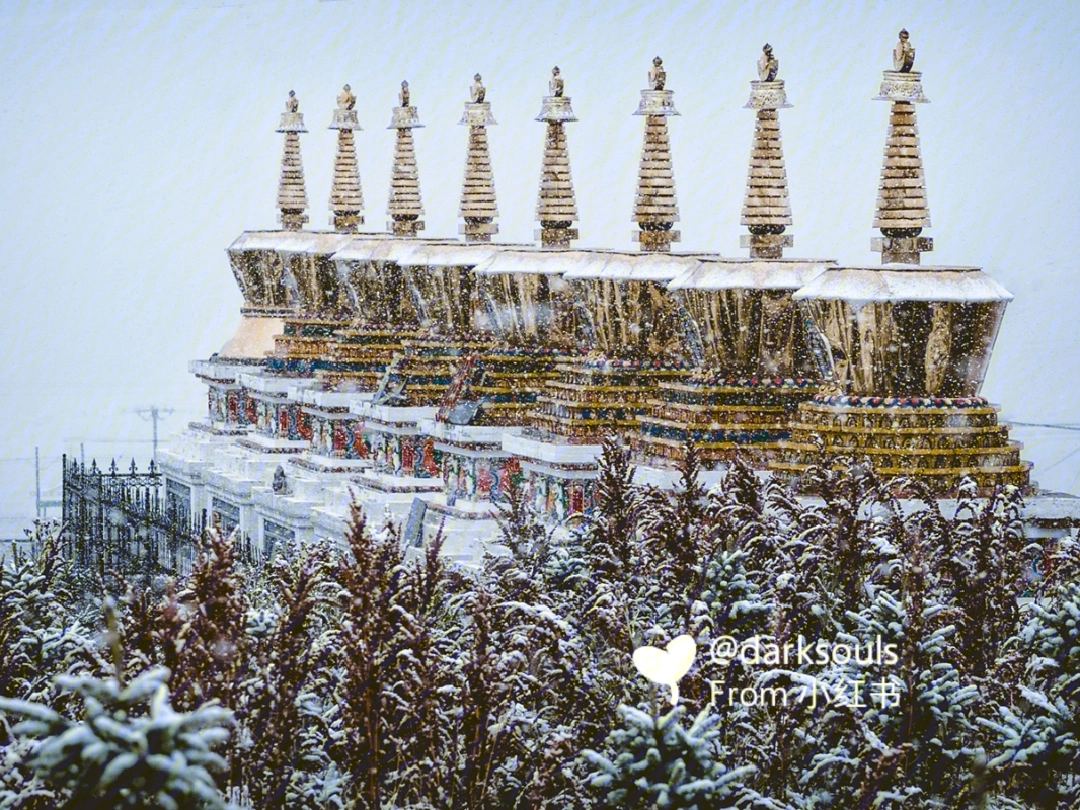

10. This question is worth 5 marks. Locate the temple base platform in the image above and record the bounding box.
[532,359,694,444]
[633,374,817,469]
[769,394,1033,495]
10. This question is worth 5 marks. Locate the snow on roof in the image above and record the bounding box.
[792,265,1014,303]
[561,251,705,281]
[472,249,729,279]
[668,258,835,291]
[473,250,600,276]
[227,231,358,254]
[373,238,460,263]
[398,241,534,267]
[325,235,394,261]
[330,237,456,263]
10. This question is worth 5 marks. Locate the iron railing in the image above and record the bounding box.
[61,455,201,581]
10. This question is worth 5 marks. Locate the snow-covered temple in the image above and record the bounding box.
[161,36,1079,562]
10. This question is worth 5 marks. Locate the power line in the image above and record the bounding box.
[63,437,157,443]
[1041,446,1080,474]
[1010,422,1080,432]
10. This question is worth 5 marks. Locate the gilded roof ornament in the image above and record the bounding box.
[470,74,486,103]
[894,29,915,72]
[648,56,666,90]
[549,66,564,97]
[337,84,355,111]
[758,44,778,82]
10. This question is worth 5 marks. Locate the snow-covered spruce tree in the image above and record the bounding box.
[0,524,94,704]
[681,548,772,761]
[581,704,755,809]
[0,665,232,810]
[980,576,1080,808]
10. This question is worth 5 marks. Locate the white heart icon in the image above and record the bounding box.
[632,634,697,705]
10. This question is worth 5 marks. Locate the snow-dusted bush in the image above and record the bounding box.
[0,666,231,809]
[0,523,96,704]
[582,704,754,809]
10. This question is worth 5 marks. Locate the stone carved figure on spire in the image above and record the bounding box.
[286,90,299,112]
[894,29,915,72]
[471,74,486,103]
[400,80,410,107]
[758,44,779,81]
[649,56,666,90]
[337,84,355,110]
[550,66,564,97]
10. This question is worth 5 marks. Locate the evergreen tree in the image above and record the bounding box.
[0,666,232,810]
[981,578,1080,808]
[582,704,754,809]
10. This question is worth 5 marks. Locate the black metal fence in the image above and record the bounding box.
[61,455,202,581]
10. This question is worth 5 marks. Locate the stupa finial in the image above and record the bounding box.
[387,79,425,237]
[632,57,680,252]
[549,66,564,97]
[648,56,666,90]
[894,29,915,72]
[276,90,309,231]
[872,29,933,264]
[458,73,498,243]
[535,66,579,248]
[327,83,364,232]
[337,83,356,110]
[758,43,778,81]
[741,44,793,258]
[470,73,486,103]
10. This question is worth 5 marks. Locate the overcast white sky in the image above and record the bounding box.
[1,0,1078,519]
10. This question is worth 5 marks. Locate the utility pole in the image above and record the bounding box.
[136,406,174,468]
